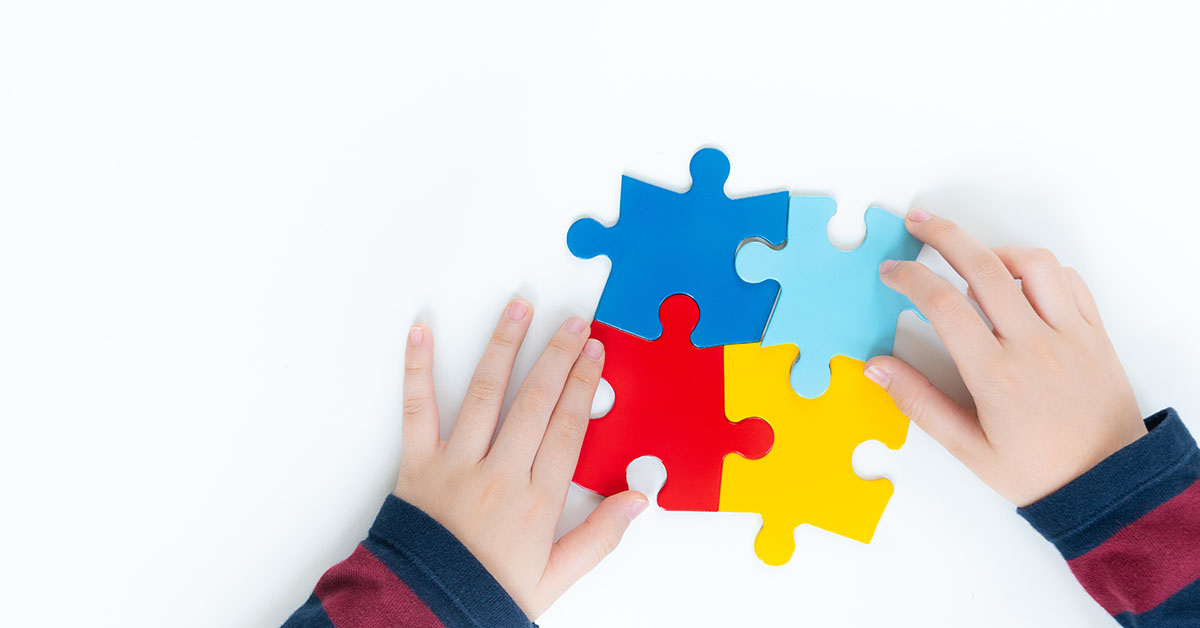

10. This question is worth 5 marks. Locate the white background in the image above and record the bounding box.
[2,1,1197,626]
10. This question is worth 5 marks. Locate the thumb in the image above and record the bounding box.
[539,491,647,601]
[864,355,984,461]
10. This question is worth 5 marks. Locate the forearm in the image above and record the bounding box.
[1019,408,1200,626]
[283,495,533,628]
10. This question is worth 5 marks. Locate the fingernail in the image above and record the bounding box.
[627,498,649,521]
[583,338,604,360]
[408,325,424,347]
[864,365,890,389]
[908,208,933,223]
[507,299,529,321]
[879,260,900,274]
[564,315,587,334]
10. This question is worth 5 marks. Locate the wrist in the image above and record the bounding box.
[1018,408,1197,555]
[1023,414,1149,507]
[368,495,534,628]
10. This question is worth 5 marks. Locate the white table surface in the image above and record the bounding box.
[2,1,1197,626]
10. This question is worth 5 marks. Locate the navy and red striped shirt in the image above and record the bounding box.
[1019,408,1200,626]
[282,494,533,628]
[285,408,1199,627]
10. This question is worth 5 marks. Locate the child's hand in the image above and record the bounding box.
[865,210,1147,507]
[395,301,648,620]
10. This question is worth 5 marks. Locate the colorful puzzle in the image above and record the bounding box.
[568,148,923,565]
[573,294,774,512]
[720,346,908,565]
[567,148,788,348]
[736,196,924,398]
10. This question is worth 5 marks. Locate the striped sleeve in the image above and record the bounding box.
[1019,408,1200,627]
[282,495,534,628]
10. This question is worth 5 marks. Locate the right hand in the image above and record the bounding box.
[864,209,1147,507]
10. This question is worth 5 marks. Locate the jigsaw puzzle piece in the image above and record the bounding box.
[572,294,774,511]
[567,148,788,347]
[718,343,909,566]
[736,196,923,397]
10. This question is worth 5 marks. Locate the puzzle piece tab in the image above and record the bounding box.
[736,196,923,397]
[568,148,788,348]
[572,294,774,511]
[719,343,909,566]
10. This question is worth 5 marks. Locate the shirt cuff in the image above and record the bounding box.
[1017,408,1200,560]
[366,494,534,628]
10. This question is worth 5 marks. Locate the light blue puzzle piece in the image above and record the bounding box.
[736,195,924,398]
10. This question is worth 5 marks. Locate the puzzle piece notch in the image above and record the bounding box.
[719,343,909,566]
[567,148,788,348]
[572,294,774,511]
[736,196,923,398]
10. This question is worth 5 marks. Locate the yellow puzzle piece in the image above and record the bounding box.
[719,343,909,566]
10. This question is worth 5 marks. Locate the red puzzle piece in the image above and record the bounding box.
[573,294,774,511]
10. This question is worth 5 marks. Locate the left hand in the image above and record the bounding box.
[395,300,648,620]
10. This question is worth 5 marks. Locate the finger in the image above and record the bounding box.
[489,315,591,471]
[863,355,986,462]
[1064,267,1102,326]
[532,338,604,490]
[538,491,647,604]
[401,324,440,462]
[880,259,1000,372]
[993,246,1081,329]
[904,210,1039,336]
[446,299,533,462]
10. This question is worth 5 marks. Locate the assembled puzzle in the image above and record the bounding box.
[568,148,923,565]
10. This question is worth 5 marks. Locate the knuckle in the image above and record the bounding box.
[548,335,578,355]
[1027,333,1061,365]
[930,218,961,239]
[969,253,1008,283]
[521,388,556,415]
[1030,247,1059,268]
[981,361,1019,392]
[555,409,590,442]
[928,286,964,318]
[525,396,556,420]
[568,368,598,391]
[489,329,519,351]
[525,492,556,523]
[403,396,429,418]
[403,365,427,380]
[447,463,474,486]
[477,473,513,508]
[593,529,622,562]
[465,377,503,405]
[896,389,925,422]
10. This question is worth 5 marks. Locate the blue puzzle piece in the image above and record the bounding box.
[568,148,788,348]
[736,195,924,398]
